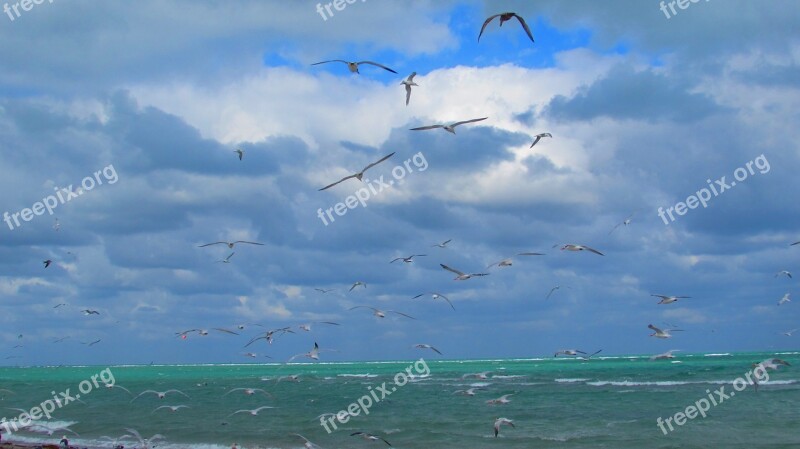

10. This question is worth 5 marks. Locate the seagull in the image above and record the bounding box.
[390,254,426,264]
[350,432,392,446]
[198,241,264,249]
[578,349,603,360]
[554,349,586,357]
[350,281,367,291]
[296,321,340,332]
[43,259,52,268]
[234,148,244,160]
[493,417,516,437]
[413,344,442,355]
[103,384,133,396]
[293,434,325,449]
[53,303,67,309]
[125,428,166,449]
[776,270,793,278]
[152,405,189,413]
[311,59,397,74]
[652,294,691,305]
[132,389,190,401]
[412,292,455,310]
[479,12,534,42]
[223,388,273,398]
[453,387,484,396]
[410,117,488,134]
[227,405,276,418]
[81,339,101,346]
[782,328,798,336]
[288,342,335,362]
[609,213,635,235]
[560,244,604,256]
[315,288,334,294]
[401,72,418,106]
[319,152,395,191]
[648,324,683,339]
[545,285,570,299]
[529,132,552,148]
[215,252,235,263]
[431,239,452,248]
[486,393,514,405]
[650,350,680,361]
[177,328,240,337]
[244,327,295,346]
[778,293,791,305]
[349,306,416,320]
[487,252,544,269]
[82,309,100,315]
[440,264,489,280]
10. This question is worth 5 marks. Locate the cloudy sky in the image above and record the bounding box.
[1,0,798,366]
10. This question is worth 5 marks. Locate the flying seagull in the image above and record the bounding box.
[234,148,244,160]
[440,263,489,280]
[292,434,325,449]
[350,432,392,446]
[486,393,514,405]
[43,259,52,268]
[609,213,635,235]
[215,252,235,264]
[413,344,442,355]
[487,252,544,269]
[650,350,679,361]
[578,349,603,360]
[319,152,395,191]
[296,321,340,332]
[132,389,190,401]
[288,342,322,362]
[648,324,683,339]
[545,285,570,299]
[243,327,294,346]
[493,417,516,437]
[311,59,397,74]
[776,270,793,279]
[227,406,276,418]
[782,328,798,336]
[152,405,189,413]
[410,117,488,134]
[199,241,264,249]
[349,306,416,320]
[314,288,334,294]
[401,72,418,106]
[81,339,101,346]
[82,309,100,315]
[753,358,791,371]
[431,239,452,248]
[529,132,552,148]
[652,294,691,305]
[560,244,604,256]
[390,254,426,264]
[479,11,535,42]
[223,388,273,398]
[453,387,485,396]
[350,281,367,291]
[554,349,585,357]
[412,292,455,310]
[778,293,791,306]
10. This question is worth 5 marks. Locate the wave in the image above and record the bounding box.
[555,378,590,383]
[337,373,377,378]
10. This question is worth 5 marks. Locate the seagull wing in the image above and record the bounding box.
[410,124,444,131]
[439,294,456,310]
[388,310,416,320]
[356,61,398,73]
[440,264,465,276]
[405,83,412,105]
[451,117,488,128]
[213,328,240,335]
[478,14,502,41]
[361,152,396,173]
[198,242,227,248]
[310,60,350,67]
[530,135,542,148]
[583,246,604,256]
[319,173,359,191]
[513,13,535,42]
[232,241,264,246]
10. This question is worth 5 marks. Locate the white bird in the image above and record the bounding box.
[652,294,691,305]
[479,11,535,42]
[350,432,392,446]
[609,213,635,235]
[440,263,489,280]
[132,389,190,401]
[103,383,133,396]
[293,433,325,449]
[349,306,416,320]
[412,292,455,310]
[782,328,798,336]
[431,239,452,248]
[227,405,276,418]
[487,252,544,268]
[486,393,514,405]
[410,117,488,134]
[311,59,397,74]
[319,152,395,191]
[288,342,337,362]
[650,350,679,361]
[350,281,367,291]
[234,148,244,160]
[401,72,418,106]
[244,327,295,346]
[390,254,426,264]
[560,244,604,256]
[177,328,239,337]
[453,387,484,396]
[493,417,516,437]
[776,270,793,279]
[413,344,442,355]
[648,324,682,339]
[778,293,791,305]
[198,240,263,249]
[152,405,189,413]
[296,321,340,332]
[215,252,235,263]
[753,358,791,371]
[125,428,165,449]
[529,132,552,148]
[554,349,586,357]
[223,388,273,398]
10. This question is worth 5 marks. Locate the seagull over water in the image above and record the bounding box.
[753,358,791,371]
[486,393,514,405]
[227,406,276,418]
[349,306,416,320]
[479,11,535,42]
[390,254,426,264]
[410,117,488,134]
[350,432,392,446]
[413,344,442,355]
[529,132,552,148]
[223,388,273,398]
[652,294,691,305]
[319,152,395,191]
[293,434,325,449]
[453,387,484,396]
[412,292,455,310]
[132,389,190,401]
[152,405,189,413]
[554,349,585,357]
[311,59,398,74]
[648,324,683,339]
[560,244,604,256]
[493,417,516,437]
[401,72,418,106]
[650,350,680,361]
[199,241,264,249]
[440,264,490,280]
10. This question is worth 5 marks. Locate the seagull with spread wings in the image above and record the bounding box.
[529,132,552,148]
[311,59,397,74]
[487,252,544,269]
[319,152,395,191]
[401,72,418,105]
[349,306,416,320]
[440,263,489,280]
[560,244,604,256]
[198,241,263,249]
[390,254,426,264]
[479,11,535,42]
[412,292,455,310]
[652,294,691,305]
[410,117,488,134]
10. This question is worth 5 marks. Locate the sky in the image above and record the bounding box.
[0,0,799,366]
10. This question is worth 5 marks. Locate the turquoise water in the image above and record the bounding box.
[0,352,798,448]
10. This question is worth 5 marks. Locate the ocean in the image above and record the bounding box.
[0,351,798,448]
